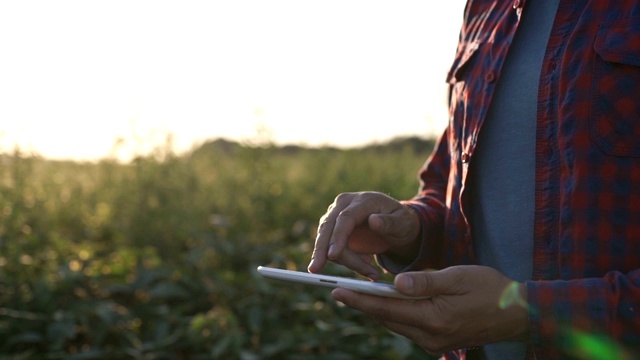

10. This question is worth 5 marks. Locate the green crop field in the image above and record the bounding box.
[0,136,437,359]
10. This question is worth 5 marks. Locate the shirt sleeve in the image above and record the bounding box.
[377,129,450,273]
[526,269,640,358]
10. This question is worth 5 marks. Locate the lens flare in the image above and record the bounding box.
[497,282,634,359]
[563,329,633,360]
[499,281,528,310]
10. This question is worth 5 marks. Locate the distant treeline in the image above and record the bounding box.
[191,135,436,157]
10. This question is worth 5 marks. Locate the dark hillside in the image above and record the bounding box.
[190,135,436,158]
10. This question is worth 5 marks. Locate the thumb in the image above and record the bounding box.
[368,213,394,234]
[394,268,462,297]
[368,206,416,239]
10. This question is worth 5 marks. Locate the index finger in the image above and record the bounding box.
[309,193,370,273]
[308,210,380,278]
[326,198,374,260]
[308,192,387,274]
[308,212,336,273]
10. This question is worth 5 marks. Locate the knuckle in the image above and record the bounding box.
[334,192,354,206]
[411,273,432,294]
[317,214,334,229]
[337,209,355,219]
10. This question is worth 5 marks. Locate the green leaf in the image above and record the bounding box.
[148,282,188,300]
[5,331,44,348]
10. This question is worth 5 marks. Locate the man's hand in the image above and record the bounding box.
[331,265,530,355]
[308,192,420,280]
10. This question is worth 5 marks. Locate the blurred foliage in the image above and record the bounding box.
[0,135,436,359]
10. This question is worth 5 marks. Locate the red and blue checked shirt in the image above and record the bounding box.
[401,0,640,358]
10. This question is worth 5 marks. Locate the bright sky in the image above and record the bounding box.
[0,1,465,161]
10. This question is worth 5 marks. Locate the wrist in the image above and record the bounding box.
[499,282,531,343]
[515,283,531,342]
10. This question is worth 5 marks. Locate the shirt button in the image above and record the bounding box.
[461,152,469,163]
[513,0,522,9]
[485,71,496,83]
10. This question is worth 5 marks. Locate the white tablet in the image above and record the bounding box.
[257,266,426,300]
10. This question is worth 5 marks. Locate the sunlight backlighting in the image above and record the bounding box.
[0,1,465,161]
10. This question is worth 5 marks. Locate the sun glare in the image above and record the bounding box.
[0,1,465,161]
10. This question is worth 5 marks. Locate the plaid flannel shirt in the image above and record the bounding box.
[401,0,640,358]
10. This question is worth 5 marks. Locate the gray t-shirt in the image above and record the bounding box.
[468,1,559,359]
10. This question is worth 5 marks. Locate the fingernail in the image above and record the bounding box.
[307,258,315,271]
[398,274,413,290]
[331,289,344,303]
